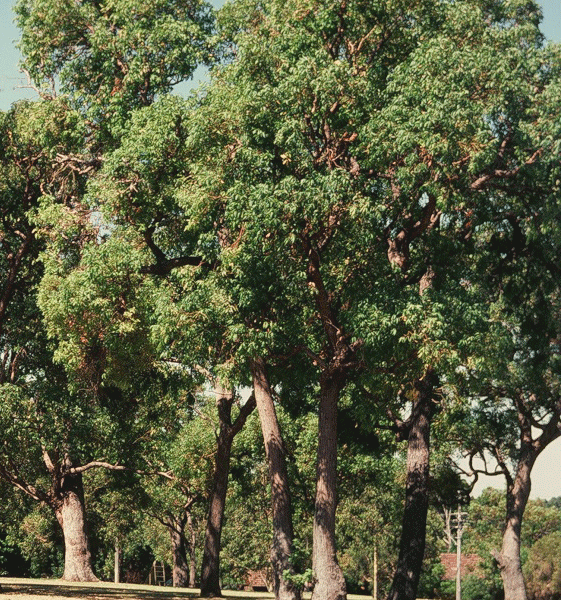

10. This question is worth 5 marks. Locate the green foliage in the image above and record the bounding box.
[2,0,561,595]
[19,507,64,578]
[15,0,215,133]
[0,532,29,577]
[456,490,561,600]
[525,531,561,600]
[38,230,157,392]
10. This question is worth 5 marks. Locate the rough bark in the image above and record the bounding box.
[463,390,561,600]
[251,357,301,600]
[169,519,190,587]
[311,370,347,600]
[303,234,359,600]
[200,384,256,597]
[53,472,98,582]
[200,385,234,597]
[387,372,436,600]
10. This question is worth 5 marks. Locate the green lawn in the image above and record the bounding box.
[0,578,372,600]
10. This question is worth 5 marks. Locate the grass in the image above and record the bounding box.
[0,578,372,600]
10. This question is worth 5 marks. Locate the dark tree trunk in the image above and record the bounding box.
[200,385,234,597]
[251,357,301,600]
[304,236,360,600]
[200,384,256,597]
[387,372,436,600]
[54,472,98,582]
[169,518,190,588]
[311,370,347,600]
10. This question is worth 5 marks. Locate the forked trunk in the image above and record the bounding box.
[54,472,98,582]
[251,357,301,600]
[311,371,346,600]
[200,385,234,597]
[387,373,435,600]
[169,523,190,587]
[200,384,256,597]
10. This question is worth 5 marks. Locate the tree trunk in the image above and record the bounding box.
[169,520,190,587]
[251,357,301,600]
[200,385,234,597]
[188,513,197,588]
[387,373,435,600]
[54,472,98,582]
[311,370,347,600]
[114,541,120,584]
[200,384,256,597]
[493,454,534,600]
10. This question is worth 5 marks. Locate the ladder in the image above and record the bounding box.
[149,560,167,586]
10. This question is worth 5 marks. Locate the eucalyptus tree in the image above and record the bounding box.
[0,98,107,581]
[135,399,217,588]
[76,92,261,595]
[14,2,561,600]
[453,179,561,600]
[0,225,164,583]
[178,1,561,599]
[15,0,214,141]
[11,0,219,585]
[0,98,86,357]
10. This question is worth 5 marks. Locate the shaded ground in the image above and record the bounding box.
[0,579,262,600]
[0,579,371,600]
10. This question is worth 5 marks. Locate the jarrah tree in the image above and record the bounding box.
[15,0,214,139]
[29,190,187,581]
[0,370,158,581]
[251,357,301,600]
[152,495,198,587]
[384,370,439,600]
[9,0,561,597]
[199,380,256,597]
[12,0,219,585]
[183,1,561,599]
[0,98,103,581]
[458,155,561,600]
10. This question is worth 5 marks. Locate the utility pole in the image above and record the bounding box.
[454,503,468,600]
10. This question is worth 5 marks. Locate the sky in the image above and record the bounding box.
[0,1,560,500]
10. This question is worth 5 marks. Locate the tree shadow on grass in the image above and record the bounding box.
[1,583,200,599]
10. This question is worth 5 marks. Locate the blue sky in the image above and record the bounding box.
[0,1,560,498]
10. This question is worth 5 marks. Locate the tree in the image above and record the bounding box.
[15,0,214,137]
[179,1,561,598]
[12,0,561,598]
[0,98,102,581]
[524,531,561,600]
[251,357,301,600]
[3,0,216,577]
[199,380,256,596]
[455,74,561,597]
